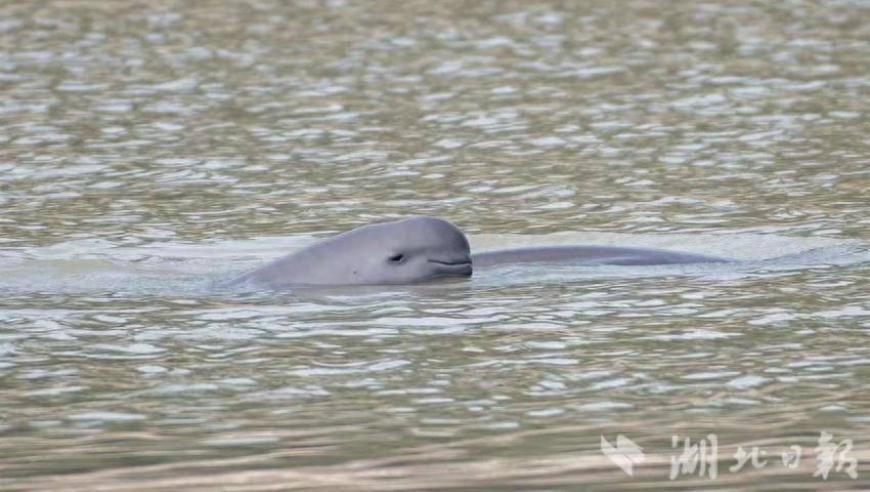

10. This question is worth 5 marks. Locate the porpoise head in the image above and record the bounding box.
[241,216,472,287]
[347,216,472,284]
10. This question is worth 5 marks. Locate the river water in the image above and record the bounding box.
[1,0,869,490]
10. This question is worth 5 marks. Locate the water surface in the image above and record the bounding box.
[1,0,869,489]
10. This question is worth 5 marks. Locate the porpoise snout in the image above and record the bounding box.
[427,257,473,276]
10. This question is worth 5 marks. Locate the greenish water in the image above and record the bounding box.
[1,1,869,490]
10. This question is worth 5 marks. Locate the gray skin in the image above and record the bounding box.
[233,216,473,288]
[472,246,728,268]
[234,216,728,288]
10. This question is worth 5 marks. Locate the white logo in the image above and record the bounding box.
[601,434,645,476]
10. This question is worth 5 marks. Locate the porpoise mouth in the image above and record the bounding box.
[428,258,473,276]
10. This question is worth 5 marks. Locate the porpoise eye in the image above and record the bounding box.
[388,253,405,263]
